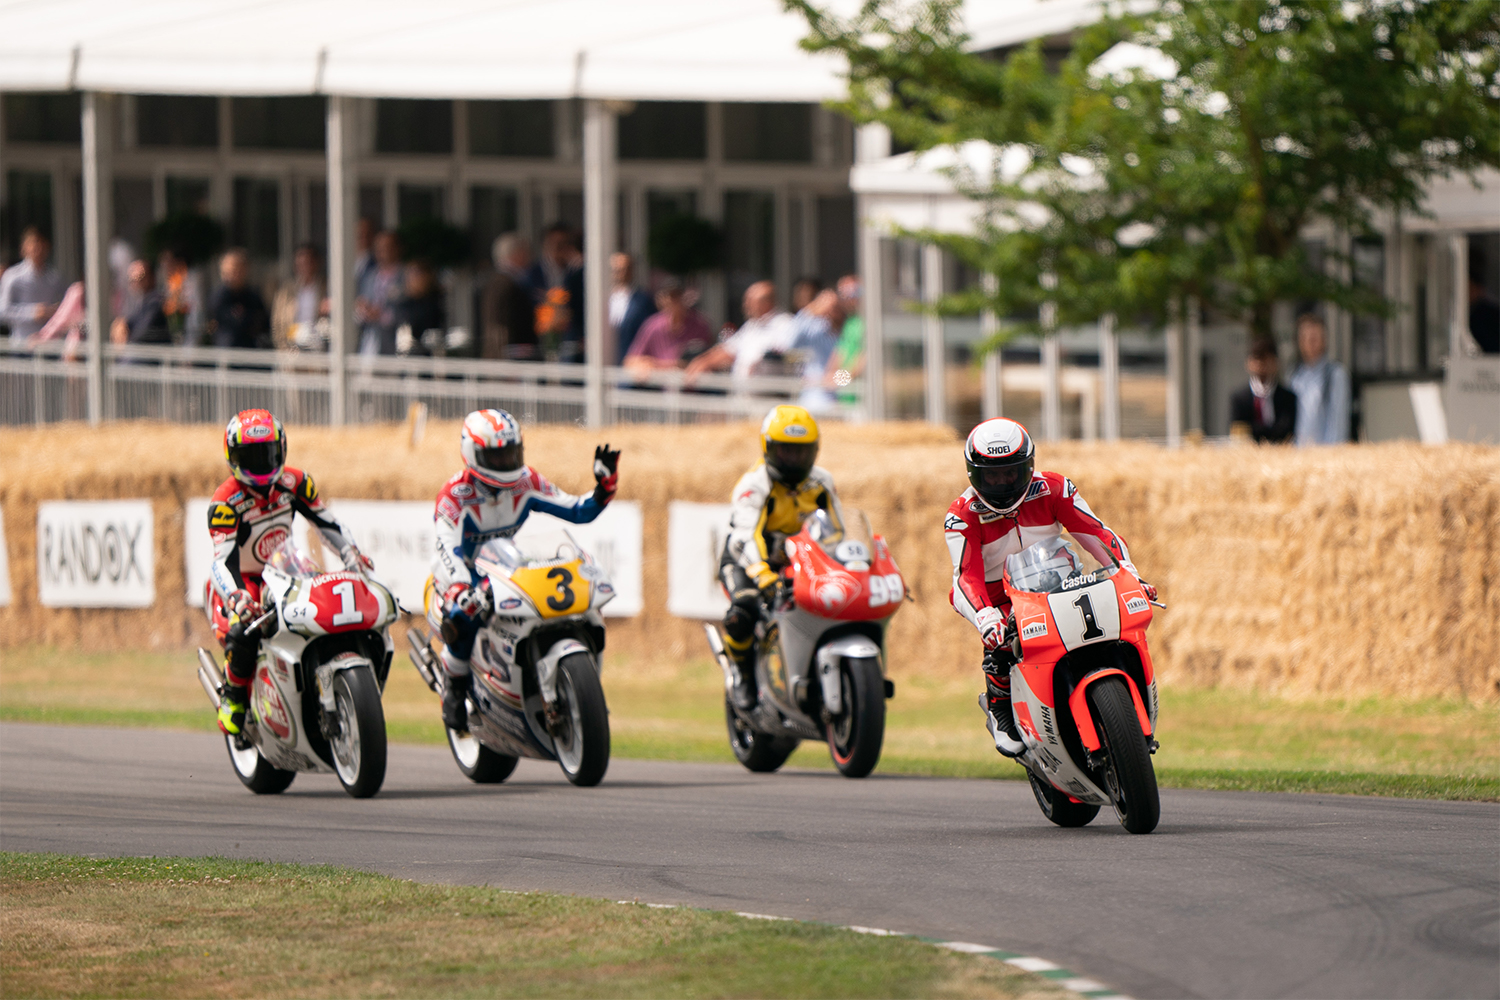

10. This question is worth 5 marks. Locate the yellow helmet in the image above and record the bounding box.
[761,405,820,484]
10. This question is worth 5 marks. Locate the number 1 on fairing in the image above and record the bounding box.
[1073,592,1106,641]
[331,580,363,625]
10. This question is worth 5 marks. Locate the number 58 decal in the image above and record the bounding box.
[868,573,904,608]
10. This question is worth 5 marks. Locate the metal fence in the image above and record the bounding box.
[0,339,835,427]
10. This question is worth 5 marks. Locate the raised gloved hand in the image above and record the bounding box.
[342,545,374,573]
[592,444,621,506]
[975,606,1009,650]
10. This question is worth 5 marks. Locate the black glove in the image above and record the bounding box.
[592,444,621,506]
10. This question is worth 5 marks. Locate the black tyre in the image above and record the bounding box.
[1027,771,1100,827]
[1088,676,1160,834]
[825,657,885,778]
[225,736,296,794]
[552,653,610,787]
[725,697,799,772]
[446,726,519,783]
[329,667,387,799]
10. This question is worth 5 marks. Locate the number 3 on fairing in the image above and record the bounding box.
[546,567,576,611]
[1072,592,1106,641]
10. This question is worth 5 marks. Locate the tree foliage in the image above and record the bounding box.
[790,0,1500,338]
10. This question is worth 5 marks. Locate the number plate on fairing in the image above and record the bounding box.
[508,559,591,618]
[1045,580,1120,651]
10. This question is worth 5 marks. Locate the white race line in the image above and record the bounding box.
[1007,955,1063,972]
[937,940,1002,954]
[734,911,790,921]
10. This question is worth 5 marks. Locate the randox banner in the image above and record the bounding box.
[667,501,733,620]
[36,500,155,608]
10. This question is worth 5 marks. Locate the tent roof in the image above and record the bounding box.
[0,0,1113,101]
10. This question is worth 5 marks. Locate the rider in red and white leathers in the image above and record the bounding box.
[946,418,1155,756]
[431,408,620,730]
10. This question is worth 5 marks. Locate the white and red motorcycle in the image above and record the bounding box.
[197,538,399,798]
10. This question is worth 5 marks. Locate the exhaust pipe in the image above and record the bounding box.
[702,623,736,690]
[406,627,440,692]
[197,648,225,710]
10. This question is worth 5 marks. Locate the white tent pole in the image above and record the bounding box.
[582,99,616,429]
[81,91,113,426]
[1165,299,1184,447]
[1185,295,1202,433]
[922,242,945,426]
[857,198,885,421]
[1100,311,1120,440]
[981,272,1001,420]
[325,95,355,426]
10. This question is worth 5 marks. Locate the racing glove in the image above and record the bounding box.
[341,544,374,573]
[592,444,621,506]
[444,583,489,619]
[975,606,1009,650]
[1138,578,1158,602]
[226,588,256,622]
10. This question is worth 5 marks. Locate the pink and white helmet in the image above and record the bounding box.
[964,418,1035,514]
[460,409,526,487]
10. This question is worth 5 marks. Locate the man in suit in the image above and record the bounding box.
[481,234,538,360]
[1230,338,1297,444]
[610,252,657,363]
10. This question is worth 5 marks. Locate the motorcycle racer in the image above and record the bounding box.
[207,408,369,736]
[721,404,845,709]
[945,418,1156,756]
[432,408,620,731]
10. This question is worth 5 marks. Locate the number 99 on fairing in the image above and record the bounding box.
[868,573,904,607]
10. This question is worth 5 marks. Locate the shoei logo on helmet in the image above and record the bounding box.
[986,442,1011,455]
[783,424,809,438]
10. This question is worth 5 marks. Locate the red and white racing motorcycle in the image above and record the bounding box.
[197,538,398,798]
[705,509,903,778]
[993,535,1162,833]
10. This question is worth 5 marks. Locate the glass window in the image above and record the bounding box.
[114,177,154,255]
[375,99,453,155]
[232,96,324,151]
[4,171,54,250]
[397,184,445,224]
[470,186,519,264]
[165,177,212,216]
[137,95,219,148]
[723,103,812,163]
[723,190,775,323]
[816,195,856,284]
[1351,236,1386,376]
[470,101,554,158]
[618,102,706,160]
[4,93,80,144]
[232,178,281,260]
[358,185,386,230]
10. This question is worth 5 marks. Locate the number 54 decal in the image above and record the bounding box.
[868,573,904,607]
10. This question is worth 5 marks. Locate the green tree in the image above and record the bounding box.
[790,0,1500,339]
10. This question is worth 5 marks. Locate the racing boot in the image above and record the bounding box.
[726,640,758,711]
[442,671,472,732]
[218,682,249,736]
[982,649,1025,758]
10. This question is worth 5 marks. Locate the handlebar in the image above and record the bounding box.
[245,608,278,638]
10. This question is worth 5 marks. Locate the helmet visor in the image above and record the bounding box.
[969,455,1033,510]
[767,441,817,484]
[476,443,523,473]
[230,441,283,477]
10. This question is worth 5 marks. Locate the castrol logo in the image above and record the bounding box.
[254,525,290,562]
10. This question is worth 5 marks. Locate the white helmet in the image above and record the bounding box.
[460,409,526,487]
[964,418,1035,514]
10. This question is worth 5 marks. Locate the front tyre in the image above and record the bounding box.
[1027,771,1100,827]
[225,737,296,794]
[552,653,610,787]
[1088,676,1160,834]
[330,667,387,799]
[725,698,798,772]
[447,726,519,783]
[825,657,885,778]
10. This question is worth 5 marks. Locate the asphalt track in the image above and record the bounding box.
[1,723,1495,1000]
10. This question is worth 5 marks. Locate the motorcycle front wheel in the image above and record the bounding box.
[1027,771,1100,827]
[1088,676,1160,834]
[825,657,885,778]
[552,653,610,787]
[725,698,798,772]
[447,725,519,784]
[225,736,296,794]
[329,666,387,799]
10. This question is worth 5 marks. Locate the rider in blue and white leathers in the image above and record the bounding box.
[431,408,619,730]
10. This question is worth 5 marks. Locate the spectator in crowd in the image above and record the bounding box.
[1469,254,1499,355]
[1229,338,1297,444]
[353,217,376,294]
[356,230,403,355]
[109,260,170,346]
[623,279,712,379]
[0,227,67,340]
[394,260,446,357]
[824,275,867,407]
[686,281,795,383]
[159,249,205,344]
[528,223,585,362]
[1289,313,1350,446]
[787,288,842,413]
[209,249,271,349]
[272,243,329,351]
[481,233,538,360]
[610,252,656,362]
[791,276,823,314]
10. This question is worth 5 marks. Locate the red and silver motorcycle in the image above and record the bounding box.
[995,535,1162,833]
[197,538,399,798]
[705,509,903,778]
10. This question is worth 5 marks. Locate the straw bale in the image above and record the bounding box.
[1,421,1495,702]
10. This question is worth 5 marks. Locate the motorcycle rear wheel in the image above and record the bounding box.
[329,667,387,799]
[725,698,798,772]
[225,736,296,794]
[553,653,610,787]
[446,726,519,783]
[825,657,885,778]
[1027,771,1100,827]
[1088,676,1160,834]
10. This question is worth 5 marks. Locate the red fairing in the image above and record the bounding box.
[307,572,380,633]
[788,531,906,622]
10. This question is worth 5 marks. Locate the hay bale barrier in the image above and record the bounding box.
[2,421,1496,702]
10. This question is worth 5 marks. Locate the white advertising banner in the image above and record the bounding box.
[0,504,12,607]
[36,500,155,607]
[185,498,642,618]
[667,501,733,620]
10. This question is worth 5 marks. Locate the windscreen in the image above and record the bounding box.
[263,537,322,579]
[808,508,873,569]
[1004,534,1118,594]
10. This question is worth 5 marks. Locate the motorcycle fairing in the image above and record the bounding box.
[1045,579,1121,651]
[787,531,906,622]
[1068,668,1154,752]
[1010,667,1111,805]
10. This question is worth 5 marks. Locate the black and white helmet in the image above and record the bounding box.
[964,418,1034,514]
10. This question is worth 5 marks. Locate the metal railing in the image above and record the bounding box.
[0,338,837,427]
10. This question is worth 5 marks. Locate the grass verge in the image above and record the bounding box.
[2,646,1496,801]
[0,852,1063,1000]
